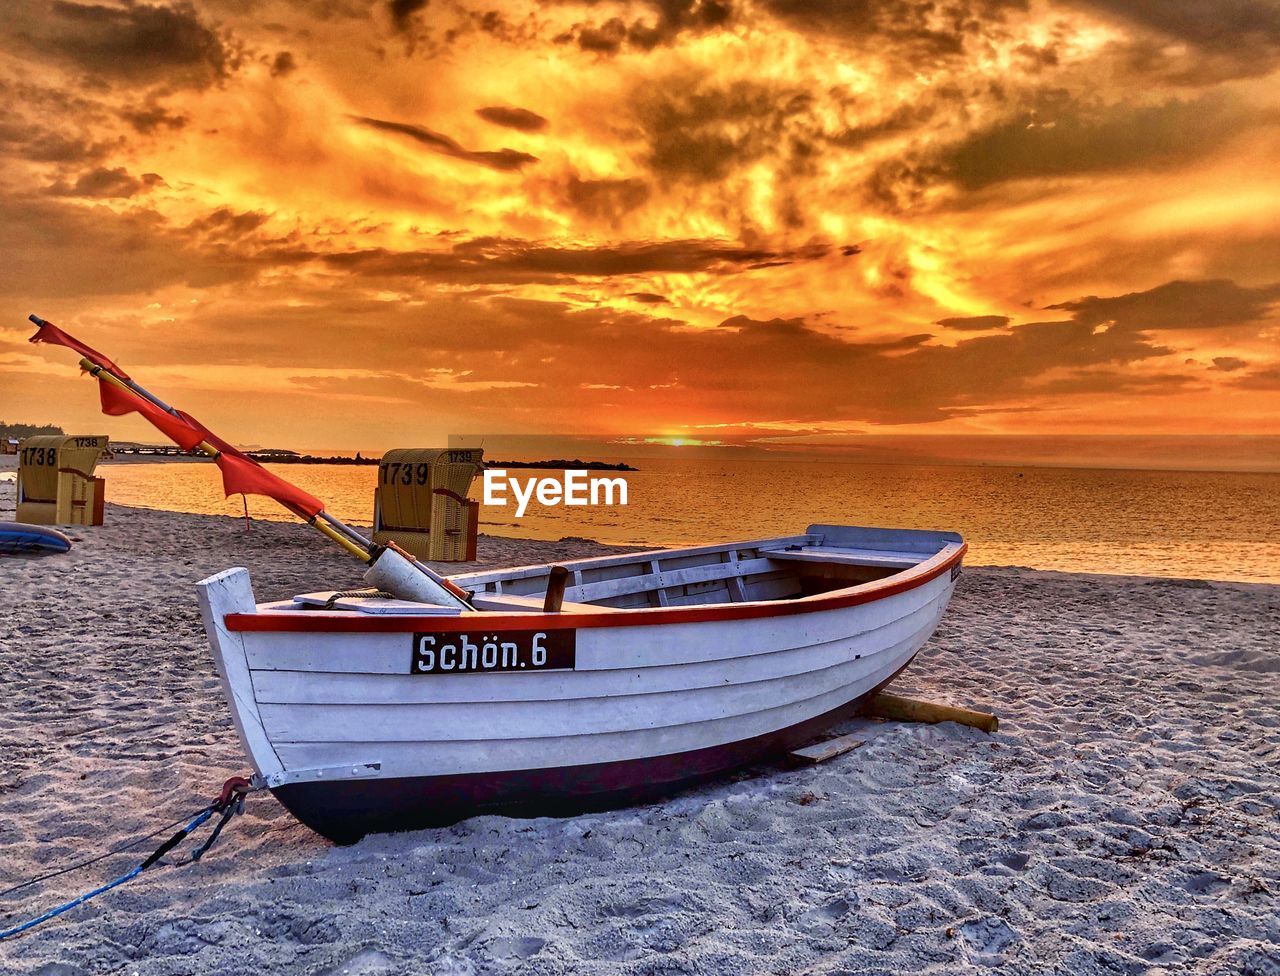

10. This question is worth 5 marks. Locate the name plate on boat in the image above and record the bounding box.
[410,630,576,675]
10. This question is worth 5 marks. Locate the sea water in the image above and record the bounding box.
[98,456,1280,584]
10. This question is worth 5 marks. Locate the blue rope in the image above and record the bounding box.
[0,807,215,941]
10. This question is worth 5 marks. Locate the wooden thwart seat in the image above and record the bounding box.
[452,534,820,610]
[763,545,925,570]
[564,556,776,604]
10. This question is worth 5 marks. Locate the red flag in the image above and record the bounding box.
[34,316,326,519]
[92,365,324,517]
[98,378,206,451]
[29,318,132,380]
[214,452,323,518]
[167,410,323,516]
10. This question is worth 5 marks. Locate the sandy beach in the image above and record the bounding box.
[1,474,1277,975]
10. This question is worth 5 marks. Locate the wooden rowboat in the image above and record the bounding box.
[198,523,965,842]
[28,320,966,841]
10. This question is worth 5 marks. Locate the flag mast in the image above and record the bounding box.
[71,347,374,563]
[28,314,472,608]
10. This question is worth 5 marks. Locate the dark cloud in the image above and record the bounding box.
[269,51,296,76]
[761,0,1028,63]
[351,116,537,171]
[207,288,1184,426]
[0,124,113,163]
[121,103,188,134]
[185,207,271,240]
[315,237,836,284]
[941,95,1261,190]
[573,17,627,53]
[1082,0,1280,47]
[475,105,548,132]
[559,0,733,55]
[561,175,651,223]
[1078,0,1280,80]
[1211,356,1248,372]
[388,0,429,31]
[369,301,1169,424]
[42,1,230,88]
[639,81,815,183]
[628,292,670,304]
[1232,365,1280,390]
[865,93,1268,209]
[647,312,1166,422]
[1030,368,1198,395]
[826,101,944,151]
[0,195,255,298]
[936,314,1011,331]
[47,166,164,198]
[1047,279,1280,332]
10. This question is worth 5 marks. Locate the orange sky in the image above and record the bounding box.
[0,0,1278,453]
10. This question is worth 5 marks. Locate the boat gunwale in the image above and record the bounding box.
[223,539,966,634]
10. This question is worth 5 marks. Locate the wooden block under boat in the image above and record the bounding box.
[865,693,999,733]
[788,732,865,765]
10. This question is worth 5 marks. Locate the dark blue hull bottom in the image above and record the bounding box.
[272,662,912,843]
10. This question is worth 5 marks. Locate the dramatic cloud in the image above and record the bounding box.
[269,51,296,77]
[48,167,164,198]
[0,195,254,298]
[560,0,733,55]
[1046,279,1280,332]
[121,102,188,133]
[560,176,651,223]
[0,125,113,164]
[1,0,1277,447]
[761,0,1028,63]
[941,95,1263,189]
[475,105,548,132]
[1077,0,1280,79]
[315,237,839,283]
[351,116,538,171]
[1233,365,1280,389]
[936,315,1011,331]
[638,80,815,183]
[37,1,231,88]
[388,0,430,32]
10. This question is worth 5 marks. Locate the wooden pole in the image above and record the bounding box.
[866,692,999,733]
[80,357,376,565]
[543,566,570,613]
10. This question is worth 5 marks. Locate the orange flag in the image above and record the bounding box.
[34,317,324,518]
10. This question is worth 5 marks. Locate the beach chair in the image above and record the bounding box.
[15,434,111,526]
[372,448,483,562]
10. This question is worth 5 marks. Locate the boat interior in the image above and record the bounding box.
[448,524,963,614]
[261,525,962,616]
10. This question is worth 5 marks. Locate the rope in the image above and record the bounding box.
[0,776,252,942]
[0,810,196,899]
[321,589,395,608]
[186,795,243,863]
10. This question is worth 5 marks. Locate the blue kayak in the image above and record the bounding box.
[0,522,73,554]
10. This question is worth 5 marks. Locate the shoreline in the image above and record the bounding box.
[1,485,1278,972]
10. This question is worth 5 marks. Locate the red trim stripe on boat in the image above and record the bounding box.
[224,543,966,634]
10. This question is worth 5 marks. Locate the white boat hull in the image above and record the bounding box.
[198,525,964,840]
